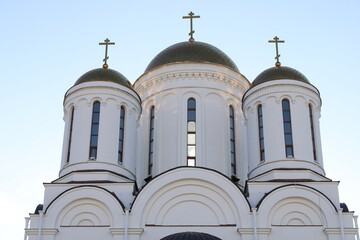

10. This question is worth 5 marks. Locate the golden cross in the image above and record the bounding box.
[182,11,200,42]
[268,36,285,67]
[99,38,115,69]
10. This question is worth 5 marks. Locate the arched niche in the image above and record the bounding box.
[44,186,125,228]
[131,167,251,227]
[256,185,337,228]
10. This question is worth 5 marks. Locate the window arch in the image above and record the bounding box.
[148,106,155,175]
[229,106,236,175]
[187,98,196,166]
[118,106,125,164]
[89,101,100,159]
[282,99,294,158]
[308,104,317,161]
[257,104,265,162]
[66,107,75,163]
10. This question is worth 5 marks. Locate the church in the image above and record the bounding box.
[24,12,358,240]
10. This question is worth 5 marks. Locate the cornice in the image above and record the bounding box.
[243,84,321,109]
[64,86,141,113]
[110,228,144,235]
[135,70,250,96]
[59,161,136,179]
[237,228,271,235]
[25,228,58,235]
[323,228,358,235]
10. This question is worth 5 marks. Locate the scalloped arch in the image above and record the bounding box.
[44,186,125,228]
[256,185,337,227]
[130,167,251,226]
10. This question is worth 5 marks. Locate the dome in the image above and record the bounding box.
[252,66,310,87]
[145,41,239,73]
[160,232,221,240]
[74,68,132,88]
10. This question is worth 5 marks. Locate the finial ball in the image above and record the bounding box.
[103,64,109,69]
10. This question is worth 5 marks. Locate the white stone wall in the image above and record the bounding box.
[24,63,358,240]
[25,168,358,240]
[134,63,250,184]
[60,81,141,180]
[243,80,324,179]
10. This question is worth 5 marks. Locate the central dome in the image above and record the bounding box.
[145,41,239,73]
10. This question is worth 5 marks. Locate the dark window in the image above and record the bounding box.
[258,105,265,161]
[118,106,125,164]
[89,101,100,159]
[282,99,294,158]
[66,107,75,163]
[229,106,237,175]
[309,104,317,161]
[187,98,196,166]
[148,106,155,175]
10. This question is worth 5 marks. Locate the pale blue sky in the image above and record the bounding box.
[1,1,359,239]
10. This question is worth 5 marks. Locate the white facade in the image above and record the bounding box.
[24,39,358,240]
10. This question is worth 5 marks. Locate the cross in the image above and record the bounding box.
[268,36,285,67]
[182,11,200,42]
[99,38,115,69]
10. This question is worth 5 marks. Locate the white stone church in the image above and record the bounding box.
[24,21,358,240]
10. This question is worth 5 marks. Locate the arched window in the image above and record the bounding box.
[309,104,317,161]
[282,99,294,158]
[229,106,236,175]
[257,104,265,162]
[89,101,100,159]
[66,107,75,163]
[187,98,196,166]
[118,106,125,164]
[148,106,155,175]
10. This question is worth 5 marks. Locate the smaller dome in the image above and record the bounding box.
[161,232,221,240]
[74,68,132,88]
[252,66,310,87]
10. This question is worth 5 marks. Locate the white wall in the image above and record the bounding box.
[60,81,141,180]
[134,63,250,184]
[243,80,324,179]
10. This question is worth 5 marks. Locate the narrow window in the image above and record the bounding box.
[229,106,236,175]
[66,107,75,163]
[258,105,265,161]
[187,98,196,166]
[309,104,317,161]
[148,106,155,175]
[89,101,100,159]
[118,106,125,164]
[282,99,294,158]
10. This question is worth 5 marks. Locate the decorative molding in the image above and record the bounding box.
[25,228,58,236]
[135,71,249,96]
[65,86,141,113]
[244,84,320,109]
[323,228,358,235]
[58,161,136,179]
[110,228,144,235]
[248,158,326,178]
[237,228,271,235]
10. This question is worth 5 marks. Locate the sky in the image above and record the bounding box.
[0,1,359,239]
